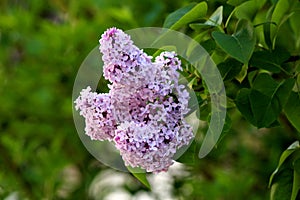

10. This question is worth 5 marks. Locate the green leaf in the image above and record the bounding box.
[293,74,300,92]
[217,58,243,81]
[247,70,258,87]
[271,0,290,26]
[235,0,267,21]
[176,140,197,165]
[189,23,212,31]
[212,19,255,64]
[264,5,275,49]
[275,78,295,107]
[270,0,296,47]
[270,169,294,200]
[250,48,290,73]
[200,39,216,54]
[189,6,223,31]
[235,64,248,83]
[249,89,280,128]
[236,73,294,128]
[252,73,279,97]
[284,92,300,132]
[289,6,300,50]
[205,6,223,26]
[163,2,207,30]
[235,88,256,125]
[269,141,300,187]
[292,159,300,200]
[127,166,151,189]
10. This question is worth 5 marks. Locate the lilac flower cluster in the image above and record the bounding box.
[75,28,193,173]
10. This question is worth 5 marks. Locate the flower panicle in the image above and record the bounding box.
[75,28,193,173]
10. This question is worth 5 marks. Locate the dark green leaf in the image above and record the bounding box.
[227,0,248,6]
[284,92,300,132]
[200,39,216,54]
[292,159,300,200]
[276,78,295,107]
[263,5,275,49]
[236,73,293,128]
[247,70,258,87]
[250,48,290,73]
[163,2,207,30]
[294,158,300,175]
[249,89,280,128]
[217,58,243,81]
[212,19,255,64]
[252,73,279,96]
[235,88,256,125]
[176,140,197,165]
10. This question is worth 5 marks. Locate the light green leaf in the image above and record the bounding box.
[235,64,248,83]
[289,7,300,50]
[205,6,223,26]
[270,0,297,48]
[212,19,255,64]
[127,166,151,189]
[235,0,267,21]
[269,141,300,187]
[163,2,207,30]
[189,6,223,31]
[292,74,300,92]
[284,92,300,132]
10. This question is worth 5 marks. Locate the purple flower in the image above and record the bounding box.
[74,87,116,141]
[99,27,152,84]
[75,28,194,173]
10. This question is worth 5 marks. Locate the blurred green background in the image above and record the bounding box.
[0,0,297,199]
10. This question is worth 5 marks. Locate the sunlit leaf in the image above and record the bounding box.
[269,141,300,187]
[163,2,207,30]
[235,0,267,21]
[189,6,223,31]
[127,166,151,189]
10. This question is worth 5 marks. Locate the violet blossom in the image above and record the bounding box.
[75,27,194,173]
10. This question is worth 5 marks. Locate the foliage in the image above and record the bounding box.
[0,0,299,199]
[163,0,300,199]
